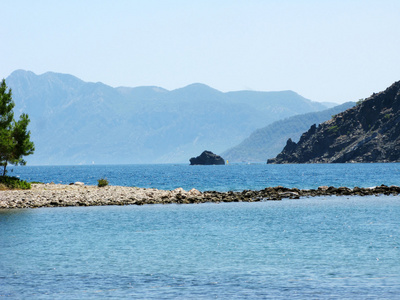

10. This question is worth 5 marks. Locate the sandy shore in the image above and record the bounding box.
[1,183,399,209]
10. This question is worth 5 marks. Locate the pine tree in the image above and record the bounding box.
[0,79,34,176]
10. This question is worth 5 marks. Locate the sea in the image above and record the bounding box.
[1,163,400,299]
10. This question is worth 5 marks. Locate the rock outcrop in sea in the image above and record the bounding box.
[268,80,400,163]
[190,151,225,165]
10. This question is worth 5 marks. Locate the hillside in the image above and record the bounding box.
[268,81,400,164]
[6,70,328,165]
[222,102,355,162]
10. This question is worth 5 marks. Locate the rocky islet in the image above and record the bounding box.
[190,151,225,165]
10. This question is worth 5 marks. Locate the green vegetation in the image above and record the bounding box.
[328,125,339,134]
[0,176,31,190]
[356,98,365,106]
[0,79,35,177]
[384,113,391,120]
[97,178,109,187]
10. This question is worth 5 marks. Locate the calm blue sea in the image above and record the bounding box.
[7,162,400,191]
[1,163,400,299]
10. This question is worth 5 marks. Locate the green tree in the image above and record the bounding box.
[0,79,34,176]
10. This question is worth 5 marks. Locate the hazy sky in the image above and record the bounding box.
[2,0,400,103]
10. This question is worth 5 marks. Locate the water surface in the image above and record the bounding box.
[2,163,400,299]
[1,196,399,299]
[10,163,400,191]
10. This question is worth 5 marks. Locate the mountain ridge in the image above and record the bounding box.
[222,101,355,162]
[6,70,330,165]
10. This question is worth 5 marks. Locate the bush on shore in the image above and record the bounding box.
[0,176,31,190]
[97,178,109,187]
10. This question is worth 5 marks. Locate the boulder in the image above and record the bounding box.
[190,151,225,165]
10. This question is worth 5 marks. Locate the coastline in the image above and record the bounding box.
[1,183,400,209]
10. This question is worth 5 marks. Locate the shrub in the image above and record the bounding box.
[356,98,365,106]
[0,176,31,189]
[328,125,339,134]
[97,178,109,187]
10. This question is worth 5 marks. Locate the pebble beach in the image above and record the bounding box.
[1,183,400,209]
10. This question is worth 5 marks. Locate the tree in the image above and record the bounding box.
[0,79,34,176]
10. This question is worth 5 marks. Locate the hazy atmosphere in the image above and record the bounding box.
[2,0,400,103]
[2,2,400,298]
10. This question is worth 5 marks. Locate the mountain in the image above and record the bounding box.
[222,102,355,162]
[268,81,400,164]
[6,70,329,165]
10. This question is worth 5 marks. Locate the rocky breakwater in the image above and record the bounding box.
[1,183,400,209]
[203,184,400,202]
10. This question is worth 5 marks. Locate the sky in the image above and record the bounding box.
[2,0,400,104]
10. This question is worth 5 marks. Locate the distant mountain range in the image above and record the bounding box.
[6,70,332,165]
[222,102,355,162]
[268,80,400,163]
